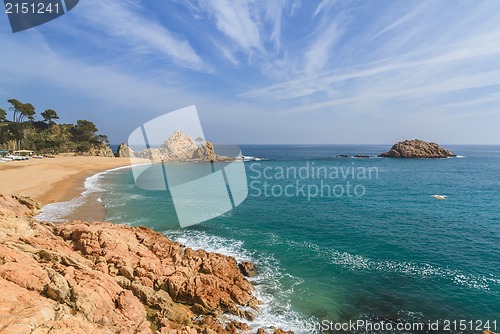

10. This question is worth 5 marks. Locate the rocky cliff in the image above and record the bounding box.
[379,139,456,158]
[0,195,289,334]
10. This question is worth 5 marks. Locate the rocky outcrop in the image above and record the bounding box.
[239,261,257,277]
[161,131,198,160]
[133,130,227,162]
[379,139,456,158]
[79,142,115,157]
[0,195,277,334]
[116,143,135,158]
[193,141,216,162]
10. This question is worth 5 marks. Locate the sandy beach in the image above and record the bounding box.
[0,155,133,205]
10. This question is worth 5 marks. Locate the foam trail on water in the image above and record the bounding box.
[285,240,500,291]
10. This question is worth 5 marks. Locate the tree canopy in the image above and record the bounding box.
[0,99,110,154]
[8,99,36,122]
[41,109,59,124]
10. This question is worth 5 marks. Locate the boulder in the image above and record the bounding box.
[116,143,134,158]
[379,139,456,158]
[238,261,257,277]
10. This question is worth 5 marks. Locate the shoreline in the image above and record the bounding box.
[0,155,134,205]
[60,164,150,222]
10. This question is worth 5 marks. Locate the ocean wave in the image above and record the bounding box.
[329,250,499,291]
[163,229,318,333]
[283,240,499,291]
[35,196,86,222]
[36,164,142,222]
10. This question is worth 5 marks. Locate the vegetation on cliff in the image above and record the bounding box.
[0,98,110,155]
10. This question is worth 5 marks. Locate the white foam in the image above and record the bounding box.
[163,229,318,333]
[283,240,499,291]
[35,163,149,222]
[329,250,499,291]
[35,196,85,222]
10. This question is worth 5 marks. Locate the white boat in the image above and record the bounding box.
[6,155,28,161]
[432,195,448,200]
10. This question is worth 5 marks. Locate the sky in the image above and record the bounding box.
[1,0,500,144]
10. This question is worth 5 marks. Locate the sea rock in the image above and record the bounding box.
[130,130,226,162]
[238,261,257,277]
[116,143,134,158]
[162,130,199,160]
[274,329,295,334]
[379,139,456,158]
[0,194,280,334]
[193,141,216,162]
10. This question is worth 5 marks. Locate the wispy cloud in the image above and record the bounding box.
[3,0,500,144]
[263,0,288,51]
[76,0,208,71]
[200,0,261,53]
[304,21,341,74]
[370,1,429,41]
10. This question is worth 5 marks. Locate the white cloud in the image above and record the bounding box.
[201,0,261,52]
[262,0,288,51]
[75,0,208,71]
[370,1,429,41]
[304,21,341,74]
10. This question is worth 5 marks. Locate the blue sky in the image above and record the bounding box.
[1,0,500,144]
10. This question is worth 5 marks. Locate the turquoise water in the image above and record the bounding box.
[100,145,500,333]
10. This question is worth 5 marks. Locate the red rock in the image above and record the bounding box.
[239,260,257,277]
[1,194,295,334]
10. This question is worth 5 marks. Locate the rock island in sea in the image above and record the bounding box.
[379,139,456,158]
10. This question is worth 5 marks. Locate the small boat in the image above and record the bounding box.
[432,195,448,200]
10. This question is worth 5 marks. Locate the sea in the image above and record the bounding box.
[39,145,500,333]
